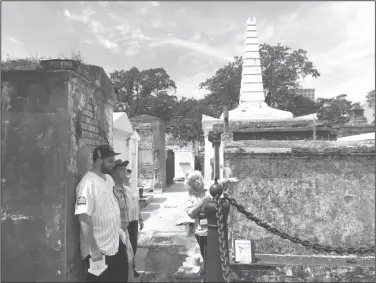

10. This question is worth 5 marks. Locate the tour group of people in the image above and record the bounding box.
[74,144,222,282]
[75,144,143,282]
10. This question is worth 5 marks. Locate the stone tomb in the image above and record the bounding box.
[334,102,375,138]
[130,114,167,192]
[215,17,333,142]
[1,59,116,282]
[202,18,334,180]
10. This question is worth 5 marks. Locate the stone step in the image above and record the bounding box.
[173,265,201,280]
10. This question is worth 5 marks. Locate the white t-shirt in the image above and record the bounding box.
[186,190,210,237]
[75,172,126,259]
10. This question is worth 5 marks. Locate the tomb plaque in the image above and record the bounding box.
[234,239,256,263]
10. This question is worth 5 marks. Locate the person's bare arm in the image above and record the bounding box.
[78,214,102,261]
[75,180,102,261]
[186,196,211,218]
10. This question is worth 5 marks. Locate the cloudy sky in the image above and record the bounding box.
[2,1,375,103]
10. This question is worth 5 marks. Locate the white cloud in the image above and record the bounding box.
[151,18,163,28]
[190,32,201,41]
[152,38,231,62]
[125,42,140,56]
[176,72,209,98]
[97,37,118,50]
[98,1,109,6]
[140,7,148,15]
[63,7,95,24]
[63,7,119,51]
[108,12,118,21]
[8,37,19,44]
[88,19,105,35]
[260,25,275,42]
[130,28,152,41]
[149,1,160,7]
[81,40,93,44]
[63,9,71,18]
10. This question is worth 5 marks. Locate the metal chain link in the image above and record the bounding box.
[224,194,375,256]
[215,195,230,282]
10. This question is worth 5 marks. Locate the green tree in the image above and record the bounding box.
[366,89,375,109]
[287,94,316,117]
[199,44,320,118]
[260,43,320,109]
[366,89,375,124]
[315,94,352,125]
[199,56,242,114]
[168,97,204,146]
[110,67,177,118]
[110,67,205,145]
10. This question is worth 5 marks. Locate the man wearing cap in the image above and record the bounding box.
[75,144,129,282]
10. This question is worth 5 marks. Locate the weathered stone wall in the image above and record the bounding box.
[1,60,115,282]
[213,120,336,141]
[223,140,375,256]
[231,257,375,282]
[233,130,336,141]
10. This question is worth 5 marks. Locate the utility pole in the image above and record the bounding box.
[223,105,229,133]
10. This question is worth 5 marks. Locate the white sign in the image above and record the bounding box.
[234,239,255,263]
[88,256,108,276]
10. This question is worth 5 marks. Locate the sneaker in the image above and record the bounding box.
[133,270,140,278]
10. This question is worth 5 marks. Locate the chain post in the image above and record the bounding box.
[204,178,231,282]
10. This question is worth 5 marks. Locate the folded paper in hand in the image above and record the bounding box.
[88,256,107,276]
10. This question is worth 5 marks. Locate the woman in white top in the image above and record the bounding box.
[123,168,144,278]
[185,171,212,276]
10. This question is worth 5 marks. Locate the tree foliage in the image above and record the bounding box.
[110,67,203,146]
[260,43,320,109]
[199,43,320,118]
[168,97,204,146]
[366,89,375,123]
[199,56,242,114]
[366,89,375,111]
[315,94,352,125]
[286,95,317,117]
[110,67,177,118]
[366,89,375,108]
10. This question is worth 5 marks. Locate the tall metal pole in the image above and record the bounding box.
[213,133,221,179]
[223,105,229,133]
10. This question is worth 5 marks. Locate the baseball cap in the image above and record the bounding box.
[113,159,129,169]
[93,144,121,160]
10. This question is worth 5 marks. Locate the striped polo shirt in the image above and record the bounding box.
[75,171,127,259]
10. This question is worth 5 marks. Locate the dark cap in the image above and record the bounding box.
[93,144,120,160]
[113,159,129,170]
